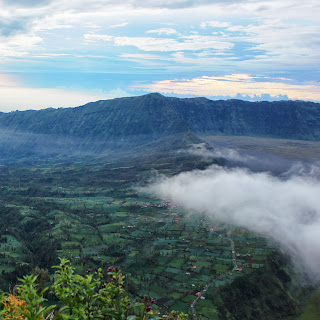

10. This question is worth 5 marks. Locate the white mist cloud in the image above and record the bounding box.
[145,165,320,276]
[186,143,253,162]
[185,143,297,173]
[282,162,320,180]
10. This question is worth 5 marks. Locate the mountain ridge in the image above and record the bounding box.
[1,93,319,139]
[0,93,319,162]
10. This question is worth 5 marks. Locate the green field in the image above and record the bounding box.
[0,156,312,319]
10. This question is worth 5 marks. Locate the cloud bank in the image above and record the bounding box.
[186,142,253,163]
[184,142,309,174]
[145,165,320,276]
[0,0,319,108]
[132,74,320,101]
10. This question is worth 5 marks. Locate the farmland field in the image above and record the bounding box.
[0,150,312,319]
[0,158,288,319]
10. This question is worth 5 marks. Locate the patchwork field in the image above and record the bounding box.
[0,179,276,318]
[0,153,310,319]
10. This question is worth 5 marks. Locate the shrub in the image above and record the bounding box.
[0,258,188,320]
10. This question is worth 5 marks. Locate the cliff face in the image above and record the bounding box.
[0,93,319,161]
[1,93,320,140]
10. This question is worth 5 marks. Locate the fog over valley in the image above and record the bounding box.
[145,146,320,278]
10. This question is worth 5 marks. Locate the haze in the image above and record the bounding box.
[145,158,320,277]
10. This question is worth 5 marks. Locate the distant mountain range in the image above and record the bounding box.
[0,93,319,162]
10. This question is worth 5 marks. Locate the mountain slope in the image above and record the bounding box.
[1,93,320,140]
[0,93,319,161]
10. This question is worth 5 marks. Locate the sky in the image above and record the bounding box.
[0,0,319,111]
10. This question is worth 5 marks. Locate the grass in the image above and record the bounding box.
[170,301,189,313]
[297,291,320,320]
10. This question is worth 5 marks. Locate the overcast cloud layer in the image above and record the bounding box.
[0,0,319,109]
[145,165,320,277]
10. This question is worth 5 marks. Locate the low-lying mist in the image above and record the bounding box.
[144,158,320,277]
[185,142,316,175]
[0,128,158,163]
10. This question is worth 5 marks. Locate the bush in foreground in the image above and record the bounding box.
[0,258,188,320]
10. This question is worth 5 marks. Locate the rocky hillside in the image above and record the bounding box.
[0,93,319,161]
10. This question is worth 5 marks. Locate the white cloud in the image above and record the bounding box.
[186,143,254,163]
[200,20,231,28]
[108,22,128,28]
[226,19,320,65]
[0,0,318,62]
[146,27,179,35]
[0,33,42,57]
[0,0,318,92]
[131,74,320,101]
[144,165,320,276]
[120,53,171,60]
[32,13,73,31]
[84,33,233,52]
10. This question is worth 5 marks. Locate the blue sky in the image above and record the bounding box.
[0,0,319,111]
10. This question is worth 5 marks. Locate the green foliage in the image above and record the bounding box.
[15,275,55,320]
[213,252,301,320]
[0,275,54,320]
[297,290,320,320]
[51,258,133,319]
[166,311,188,320]
[0,258,188,320]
